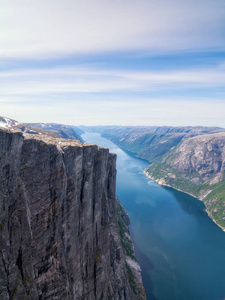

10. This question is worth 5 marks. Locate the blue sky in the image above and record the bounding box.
[1,0,225,127]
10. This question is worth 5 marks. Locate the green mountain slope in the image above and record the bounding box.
[145,132,225,230]
[101,126,225,163]
[88,126,225,231]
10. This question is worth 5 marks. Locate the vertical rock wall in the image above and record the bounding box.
[0,130,145,300]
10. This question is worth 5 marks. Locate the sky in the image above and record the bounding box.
[1,0,225,127]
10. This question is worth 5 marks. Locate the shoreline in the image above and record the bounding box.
[143,169,197,199]
[144,169,225,233]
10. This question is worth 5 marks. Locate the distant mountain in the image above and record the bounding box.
[0,116,20,128]
[86,125,225,231]
[29,123,84,142]
[0,116,59,138]
[84,125,225,163]
[0,117,84,142]
[71,126,85,137]
[145,132,225,229]
[78,125,118,134]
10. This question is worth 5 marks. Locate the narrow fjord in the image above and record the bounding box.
[82,131,225,300]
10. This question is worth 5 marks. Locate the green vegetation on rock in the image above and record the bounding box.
[116,199,146,299]
[116,201,136,260]
[204,180,225,228]
[125,262,137,295]
[145,132,225,230]
[99,126,225,231]
[146,163,206,198]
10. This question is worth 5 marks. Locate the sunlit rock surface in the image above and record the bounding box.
[0,128,145,300]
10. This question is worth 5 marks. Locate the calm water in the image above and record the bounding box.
[82,132,225,300]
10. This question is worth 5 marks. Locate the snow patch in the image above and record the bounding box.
[0,117,21,129]
[0,121,8,128]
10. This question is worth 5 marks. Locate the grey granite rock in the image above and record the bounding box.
[0,129,145,300]
[166,133,225,183]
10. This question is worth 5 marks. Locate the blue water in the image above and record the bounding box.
[82,132,225,300]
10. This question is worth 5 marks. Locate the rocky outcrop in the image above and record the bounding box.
[116,199,145,299]
[161,132,225,184]
[0,129,145,299]
[145,132,225,230]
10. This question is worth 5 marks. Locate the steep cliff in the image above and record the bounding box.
[87,125,225,163]
[0,128,145,300]
[145,132,225,230]
[85,125,225,231]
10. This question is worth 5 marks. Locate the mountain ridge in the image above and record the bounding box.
[84,126,225,231]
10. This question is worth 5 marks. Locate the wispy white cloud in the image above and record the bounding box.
[1,0,224,127]
[0,64,225,96]
[1,0,225,59]
[1,96,225,128]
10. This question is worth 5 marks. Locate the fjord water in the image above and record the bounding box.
[82,132,225,300]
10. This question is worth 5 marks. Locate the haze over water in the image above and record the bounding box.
[82,132,225,300]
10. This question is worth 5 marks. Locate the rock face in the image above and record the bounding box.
[0,129,145,300]
[162,133,225,185]
[85,125,225,231]
[146,132,225,230]
[89,125,225,163]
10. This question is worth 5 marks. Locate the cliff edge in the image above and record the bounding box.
[88,126,225,232]
[0,128,145,299]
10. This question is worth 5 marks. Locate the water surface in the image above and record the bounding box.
[82,132,225,300]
